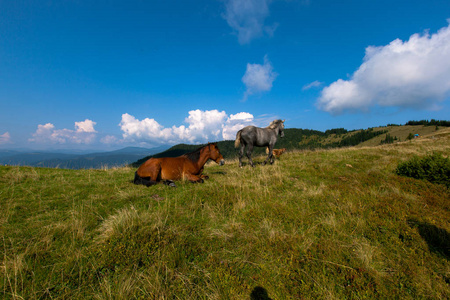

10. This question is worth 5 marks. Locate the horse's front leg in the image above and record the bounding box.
[263,145,274,165]
[198,167,209,180]
[184,173,204,183]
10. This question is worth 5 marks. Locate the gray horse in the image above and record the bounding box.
[234,119,285,167]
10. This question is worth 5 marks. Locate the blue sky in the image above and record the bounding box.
[1,0,450,151]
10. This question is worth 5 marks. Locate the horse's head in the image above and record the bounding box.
[272,119,285,137]
[208,143,225,165]
[268,119,285,137]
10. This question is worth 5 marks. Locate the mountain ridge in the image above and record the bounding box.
[0,146,170,169]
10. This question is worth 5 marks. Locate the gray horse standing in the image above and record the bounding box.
[234,119,285,167]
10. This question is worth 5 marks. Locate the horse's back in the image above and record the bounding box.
[254,127,274,146]
[239,126,257,142]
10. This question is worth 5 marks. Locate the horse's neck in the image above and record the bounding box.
[267,126,280,136]
[195,148,211,168]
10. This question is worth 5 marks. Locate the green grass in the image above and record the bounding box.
[357,125,444,147]
[1,129,449,299]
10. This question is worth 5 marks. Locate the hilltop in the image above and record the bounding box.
[132,121,448,167]
[1,126,448,299]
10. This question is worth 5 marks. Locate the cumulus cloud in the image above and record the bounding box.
[317,21,450,115]
[75,119,97,133]
[242,55,278,100]
[120,110,228,144]
[119,110,256,144]
[222,112,255,140]
[29,119,98,144]
[0,132,11,144]
[222,0,277,44]
[119,113,167,140]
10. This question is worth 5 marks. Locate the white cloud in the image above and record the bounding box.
[242,55,278,100]
[183,109,228,142]
[75,119,97,133]
[228,112,254,121]
[29,120,98,144]
[0,132,11,144]
[222,112,255,140]
[302,80,324,91]
[317,21,450,115]
[223,0,277,44]
[119,113,166,140]
[119,110,256,144]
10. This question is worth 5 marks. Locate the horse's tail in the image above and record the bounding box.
[234,130,242,148]
[134,171,157,187]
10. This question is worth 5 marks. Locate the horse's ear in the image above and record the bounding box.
[282,119,285,123]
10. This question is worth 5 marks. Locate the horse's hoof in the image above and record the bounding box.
[164,180,176,187]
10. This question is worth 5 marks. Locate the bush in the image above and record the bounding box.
[380,133,397,145]
[396,153,450,187]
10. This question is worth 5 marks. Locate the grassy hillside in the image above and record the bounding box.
[357,125,444,147]
[1,128,449,299]
[132,124,447,167]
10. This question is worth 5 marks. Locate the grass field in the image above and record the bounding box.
[1,128,449,299]
[357,125,445,147]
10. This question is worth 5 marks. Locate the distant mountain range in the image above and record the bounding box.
[0,146,170,169]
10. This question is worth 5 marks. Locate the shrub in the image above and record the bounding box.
[396,153,450,187]
[380,133,397,145]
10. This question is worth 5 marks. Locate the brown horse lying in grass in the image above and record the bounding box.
[134,143,225,187]
[266,147,286,158]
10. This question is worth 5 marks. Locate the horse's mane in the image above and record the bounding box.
[183,143,213,162]
[267,119,284,129]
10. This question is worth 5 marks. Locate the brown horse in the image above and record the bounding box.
[134,142,225,187]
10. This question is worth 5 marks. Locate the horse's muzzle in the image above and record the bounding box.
[219,159,225,166]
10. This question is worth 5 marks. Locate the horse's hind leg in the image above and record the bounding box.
[246,144,255,167]
[163,180,176,187]
[134,172,159,186]
[239,144,245,167]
